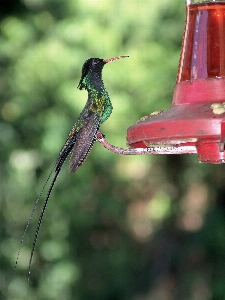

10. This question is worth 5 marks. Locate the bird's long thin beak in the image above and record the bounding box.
[103,56,129,63]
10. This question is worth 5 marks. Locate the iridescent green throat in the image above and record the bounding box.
[83,74,113,124]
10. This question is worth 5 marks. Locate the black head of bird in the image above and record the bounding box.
[78,56,129,91]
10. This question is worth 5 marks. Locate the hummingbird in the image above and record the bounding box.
[16,55,129,280]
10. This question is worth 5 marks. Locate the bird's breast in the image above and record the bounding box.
[89,95,106,116]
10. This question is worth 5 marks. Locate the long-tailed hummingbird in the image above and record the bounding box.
[16,56,128,280]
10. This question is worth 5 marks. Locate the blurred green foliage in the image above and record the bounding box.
[0,0,225,299]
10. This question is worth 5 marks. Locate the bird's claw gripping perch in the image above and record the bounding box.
[96,132,196,155]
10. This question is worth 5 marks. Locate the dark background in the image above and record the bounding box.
[0,0,225,299]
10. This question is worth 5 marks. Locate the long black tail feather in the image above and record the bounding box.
[27,138,77,281]
[15,164,56,271]
[15,133,77,280]
[27,169,60,282]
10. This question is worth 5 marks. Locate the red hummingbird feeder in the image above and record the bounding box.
[97,0,225,162]
[125,0,225,163]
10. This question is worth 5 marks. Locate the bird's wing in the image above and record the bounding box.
[68,111,100,173]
